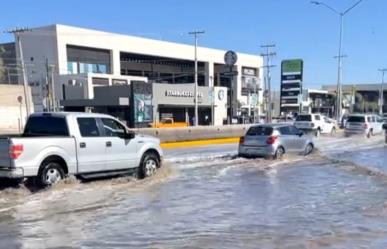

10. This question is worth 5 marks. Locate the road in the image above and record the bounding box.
[0,134,387,248]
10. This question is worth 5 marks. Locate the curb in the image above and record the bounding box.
[160,137,240,149]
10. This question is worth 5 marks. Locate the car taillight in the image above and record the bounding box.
[266,136,278,145]
[363,123,368,129]
[9,144,23,159]
[239,136,245,144]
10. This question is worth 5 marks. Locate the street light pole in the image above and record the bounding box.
[311,0,364,122]
[189,30,205,126]
[337,14,344,122]
[378,68,387,115]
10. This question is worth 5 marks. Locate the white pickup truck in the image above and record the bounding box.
[294,113,337,137]
[0,112,163,187]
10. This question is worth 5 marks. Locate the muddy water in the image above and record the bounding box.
[1,135,387,248]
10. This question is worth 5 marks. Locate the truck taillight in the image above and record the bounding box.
[9,144,23,159]
[239,136,245,144]
[266,136,278,145]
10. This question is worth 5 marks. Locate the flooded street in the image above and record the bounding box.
[1,135,387,248]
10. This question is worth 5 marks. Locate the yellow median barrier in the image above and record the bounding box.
[160,137,240,149]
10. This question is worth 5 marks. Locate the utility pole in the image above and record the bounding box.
[334,54,347,120]
[188,30,205,126]
[50,64,56,111]
[45,57,51,111]
[261,44,276,123]
[5,28,31,116]
[378,68,387,115]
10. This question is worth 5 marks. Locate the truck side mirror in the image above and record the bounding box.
[124,130,136,139]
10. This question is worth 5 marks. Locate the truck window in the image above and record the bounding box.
[296,115,312,122]
[101,118,125,137]
[77,118,100,137]
[24,116,69,136]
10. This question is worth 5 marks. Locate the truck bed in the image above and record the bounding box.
[0,136,77,177]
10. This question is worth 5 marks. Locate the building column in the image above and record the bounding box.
[205,62,214,87]
[111,49,121,75]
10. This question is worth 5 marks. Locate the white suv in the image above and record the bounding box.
[345,114,384,138]
[294,113,336,137]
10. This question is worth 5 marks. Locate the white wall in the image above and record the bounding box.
[213,87,228,125]
[0,85,34,133]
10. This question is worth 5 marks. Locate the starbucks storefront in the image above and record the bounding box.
[152,83,227,126]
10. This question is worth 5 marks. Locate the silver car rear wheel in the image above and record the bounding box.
[304,143,314,156]
[274,147,285,159]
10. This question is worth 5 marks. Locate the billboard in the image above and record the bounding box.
[130,81,153,128]
[280,59,303,115]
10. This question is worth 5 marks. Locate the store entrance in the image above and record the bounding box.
[158,106,212,126]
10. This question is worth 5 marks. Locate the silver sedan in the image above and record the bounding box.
[238,124,314,159]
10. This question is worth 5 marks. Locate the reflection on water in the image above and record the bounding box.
[0,136,387,248]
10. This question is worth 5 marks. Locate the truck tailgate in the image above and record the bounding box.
[0,138,11,168]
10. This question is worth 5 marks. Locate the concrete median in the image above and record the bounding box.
[134,125,251,144]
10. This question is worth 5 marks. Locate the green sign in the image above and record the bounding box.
[282,59,303,73]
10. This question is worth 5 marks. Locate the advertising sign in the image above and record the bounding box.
[280,59,303,114]
[130,81,153,128]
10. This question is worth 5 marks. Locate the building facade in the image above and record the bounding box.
[322,84,387,114]
[8,24,263,123]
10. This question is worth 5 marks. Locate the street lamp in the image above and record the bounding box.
[378,68,387,115]
[311,0,364,122]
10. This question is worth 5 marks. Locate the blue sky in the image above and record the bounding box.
[0,0,385,89]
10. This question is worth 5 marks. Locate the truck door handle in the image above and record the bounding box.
[106,141,112,147]
[80,142,86,148]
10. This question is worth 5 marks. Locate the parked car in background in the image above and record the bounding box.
[0,112,163,187]
[149,117,188,128]
[294,113,336,137]
[344,114,384,138]
[238,124,314,159]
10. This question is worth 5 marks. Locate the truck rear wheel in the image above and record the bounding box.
[38,162,65,187]
[138,152,159,179]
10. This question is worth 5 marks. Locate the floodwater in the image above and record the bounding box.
[1,134,387,248]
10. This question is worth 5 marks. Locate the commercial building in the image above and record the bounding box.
[62,82,227,127]
[4,24,263,126]
[322,83,387,114]
[272,88,335,118]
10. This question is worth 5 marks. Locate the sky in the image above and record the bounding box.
[0,0,385,90]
